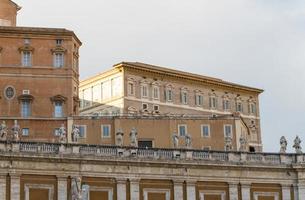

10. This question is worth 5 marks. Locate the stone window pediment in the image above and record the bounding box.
[50,95,67,103]
[51,46,67,54]
[18,94,34,102]
[152,81,161,86]
[18,45,35,53]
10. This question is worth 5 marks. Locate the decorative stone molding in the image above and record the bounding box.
[17,94,34,102]
[24,183,54,200]
[253,192,279,200]
[18,45,34,53]
[50,94,67,103]
[199,190,226,200]
[143,188,170,200]
[89,186,113,200]
[51,46,67,54]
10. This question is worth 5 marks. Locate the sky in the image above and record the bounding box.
[14,0,305,152]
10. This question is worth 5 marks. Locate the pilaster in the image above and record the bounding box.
[186,180,196,200]
[117,178,127,200]
[10,174,20,200]
[281,184,291,200]
[57,176,68,200]
[229,182,239,200]
[0,175,6,200]
[130,179,140,200]
[173,180,184,200]
[241,183,251,200]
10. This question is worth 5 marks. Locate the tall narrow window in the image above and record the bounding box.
[201,125,210,137]
[223,99,230,111]
[101,125,111,138]
[141,84,148,98]
[165,88,173,102]
[178,124,187,137]
[128,82,134,96]
[153,86,159,100]
[54,53,64,68]
[224,125,233,138]
[236,102,243,112]
[195,94,203,106]
[54,101,63,117]
[21,100,31,117]
[249,102,256,114]
[181,91,188,105]
[22,51,32,67]
[56,39,63,46]
[209,96,218,109]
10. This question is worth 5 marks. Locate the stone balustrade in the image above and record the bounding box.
[0,141,301,165]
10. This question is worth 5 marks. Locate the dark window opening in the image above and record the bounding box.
[138,140,153,148]
[249,146,255,152]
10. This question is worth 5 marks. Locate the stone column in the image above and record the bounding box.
[130,179,140,200]
[296,183,305,200]
[57,176,68,200]
[186,181,196,200]
[173,180,184,200]
[241,183,251,200]
[117,178,127,200]
[229,182,239,200]
[281,184,291,200]
[10,174,20,200]
[0,175,6,200]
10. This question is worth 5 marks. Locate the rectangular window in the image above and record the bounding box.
[138,140,153,148]
[153,105,159,111]
[153,87,159,100]
[224,125,233,138]
[56,39,63,45]
[181,91,188,104]
[236,102,243,112]
[141,85,148,98]
[54,53,64,68]
[165,89,173,102]
[128,82,134,96]
[101,125,111,138]
[201,125,210,137]
[22,51,32,67]
[223,99,230,111]
[54,102,63,117]
[142,103,148,110]
[178,124,187,137]
[249,103,256,114]
[195,95,203,106]
[209,97,218,109]
[21,100,31,117]
[79,125,86,138]
[202,146,211,151]
[22,128,29,136]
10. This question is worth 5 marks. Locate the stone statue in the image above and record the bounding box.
[58,124,67,143]
[71,177,82,200]
[225,136,233,151]
[11,120,20,141]
[116,129,124,146]
[280,136,287,153]
[239,135,247,152]
[0,121,7,141]
[185,134,192,148]
[129,128,138,147]
[293,136,302,154]
[172,133,179,148]
[71,125,80,143]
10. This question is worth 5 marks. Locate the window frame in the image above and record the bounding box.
[181,91,188,105]
[152,86,160,100]
[54,101,63,118]
[201,124,210,138]
[224,124,233,138]
[165,88,173,102]
[128,82,135,96]
[141,84,149,98]
[78,125,87,138]
[22,51,32,67]
[22,128,30,136]
[101,124,111,139]
[209,96,218,110]
[53,52,64,68]
[21,100,31,117]
[178,124,187,137]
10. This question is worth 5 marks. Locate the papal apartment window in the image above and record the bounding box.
[209,96,218,109]
[153,86,160,100]
[101,125,111,138]
[181,91,188,105]
[22,128,29,136]
[201,125,210,137]
[236,102,243,112]
[22,51,32,67]
[54,101,63,117]
[249,103,256,114]
[78,125,86,138]
[141,84,148,98]
[56,39,63,46]
[21,100,31,117]
[138,140,153,148]
[224,125,232,138]
[178,124,187,137]
[195,94,203,106]
[223,99,230,111]
[54,52,64,68]
[128,82,135,96]
[165,89,173,102]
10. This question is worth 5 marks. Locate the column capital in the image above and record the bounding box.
[173,179,184,185]
[116,177,128,184]
[186,180,197,186]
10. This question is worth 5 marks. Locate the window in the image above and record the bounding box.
[54,101,63,117]
[56,39,63,45]
[153,105,159,111]
[165,89,173,102]
[153,86,160,100]
[22,51,32,67]
[142,103,148,110]
[236,102,243,112]
[223,99,230,111]
[249,103,256,114]
[178,124,187,137]
[53,128,60,136]
[102,81,111,100]
[138,140,153,148]
[24,38,30,45]
[224,125,232,138]
[111,77,122,97]
[101,125,111,138]
[53,53,64,68]
[202,146,211,151]
[141,84,148,98]
[181,91,188,104]
[195,94,203,106]
[21,100,31,117]
[209,96,217,109]
[201,125,210,137]
[79,125,86,138]
[128,82,135,96]
[22,128,29,136]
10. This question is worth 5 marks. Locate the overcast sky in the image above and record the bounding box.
[15,0,305,152]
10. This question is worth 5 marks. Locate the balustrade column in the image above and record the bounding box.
[173,180,184,200]
[229,182,239,200]
[57,176,68,200]
[117,178,127,200]
[0,175,6,200]
[186,181,196,200]
[10,174,20,200]
[130,179,140,200]
[241,183,251,200]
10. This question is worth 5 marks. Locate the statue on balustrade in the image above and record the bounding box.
[225,136,233,151]
[172,133,179,148]
[116,129,124,146]
[11,120,20,141]
[58,124,67,143]
[130,128,138,147]
[71,125,80,143]
[239,135,247,152]
[71,177,90,200]
[185,134,192,148]
[293,136,302,154]
[280,136,287,153]
[0,121,7,141]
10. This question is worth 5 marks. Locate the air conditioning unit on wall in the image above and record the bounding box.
[22,90,30,95]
